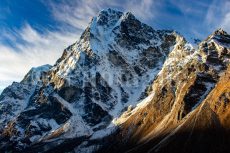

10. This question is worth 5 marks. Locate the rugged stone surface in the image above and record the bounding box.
[97,29,230,153]
[0,8,230,153]
[0,9,180,152]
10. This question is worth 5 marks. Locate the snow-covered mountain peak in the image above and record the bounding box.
[96,8,123,27]
[92,8,137,30]
[53,8,180,80]
[197,29,230,66]
[213,28,228,36]
[1,8,230,153]
[0,9,184,152]
[21,64,51,85]
[205,28,230,46]
[79,8,166,54]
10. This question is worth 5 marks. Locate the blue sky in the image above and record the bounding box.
[0,0,230,92]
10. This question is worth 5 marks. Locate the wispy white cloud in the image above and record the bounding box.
[220,1,230,33]
[47,0,99,30]
[0,24,78,89]
[0,0,158,90]
[170,0,208,16]
[2,0,229,93]
[205,0,230,33]
[221,12,230,32]
[124,0,156,20]
[47,0,156,28]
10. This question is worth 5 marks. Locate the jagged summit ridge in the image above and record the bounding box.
[205,28,230,46]
[22,64,51,84]
[100,27,230,153]
[95,8,123,27]
[213,28,228,36]
[50,8,179,120]
[0,9,181,152]
[79,8,164,56]
[1,8,229,153]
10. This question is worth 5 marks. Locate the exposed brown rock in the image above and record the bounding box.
[99,30,230,153]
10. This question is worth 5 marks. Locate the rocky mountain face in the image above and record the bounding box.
[0,9,230,153]
[98,29,230,153]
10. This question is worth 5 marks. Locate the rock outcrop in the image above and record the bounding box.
[0,9,229,153]
[98,29,230,153]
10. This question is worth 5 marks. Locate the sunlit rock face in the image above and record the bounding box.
[98,29,230,153]
[0,9,179,152]
[0,8,230,153]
